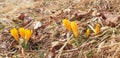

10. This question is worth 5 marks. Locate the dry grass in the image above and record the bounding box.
[0,0,120,58]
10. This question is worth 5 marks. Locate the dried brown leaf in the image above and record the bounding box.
[18,13,25,20]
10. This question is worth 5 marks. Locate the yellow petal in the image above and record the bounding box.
[62,19,72,31]
[18,27,25,39]
[71,21,78,38]
[86,28,90,38]
[95,23,100,35]
[25,29,32,42]
[10,28,19,41]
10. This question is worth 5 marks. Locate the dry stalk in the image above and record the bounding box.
[116,24,120,29]
[90,29,108,39]
[22,48,26,58]
[55,33,73,58]
[88,24,96,33]
[112,43,120,58]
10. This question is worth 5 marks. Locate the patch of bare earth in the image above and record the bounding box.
[0,0,120,58]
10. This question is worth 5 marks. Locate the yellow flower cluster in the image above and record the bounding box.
[94,23,100,35]
[86,28,90,38]
[85,23,101,38]
[63,18,101,39]
[62,19,78,38]
[10,28,32,42]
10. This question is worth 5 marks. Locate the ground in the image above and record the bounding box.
[0,0,120,58]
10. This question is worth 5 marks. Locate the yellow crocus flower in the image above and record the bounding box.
[71,21,78,38]
[62,19,72,31]
[25,29,33,42]
[86,28,90,38]
[18,27,25,39]
[10,28,19,41]
[95,23,100,35]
